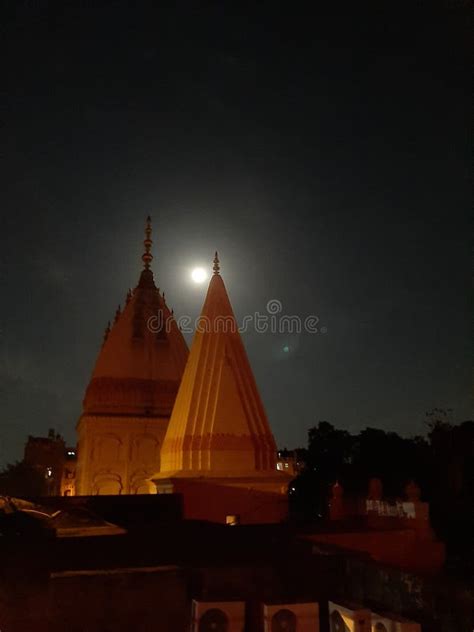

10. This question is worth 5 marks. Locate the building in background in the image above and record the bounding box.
[61,446,77,496]
[276,448,307,476]
[23,429,77,496]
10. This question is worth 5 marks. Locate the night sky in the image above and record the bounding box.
[1,2,471,467]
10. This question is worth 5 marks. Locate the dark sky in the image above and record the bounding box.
[1,1,471,467]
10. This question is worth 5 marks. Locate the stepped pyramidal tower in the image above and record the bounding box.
[152,253,291,523]
[76,218,189,495]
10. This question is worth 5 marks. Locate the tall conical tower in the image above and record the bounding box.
[152,253,291,523]
[76,218,189,495]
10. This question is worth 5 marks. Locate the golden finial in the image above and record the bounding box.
[213,251,220,275]
[142,215,153,270]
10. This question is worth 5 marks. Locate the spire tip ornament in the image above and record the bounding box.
[213,251,220,275]
[142,216,153,270]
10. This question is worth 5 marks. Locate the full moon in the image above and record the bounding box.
[191,267,208,284]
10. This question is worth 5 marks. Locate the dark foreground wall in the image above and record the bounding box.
[0,497,472,632]
[50,566,188,632]
[1,554,472,632]
[1,566,188,632]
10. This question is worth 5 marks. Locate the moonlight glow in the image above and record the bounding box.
[191,267,208,284]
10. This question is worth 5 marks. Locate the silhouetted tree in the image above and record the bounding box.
[307,421,353,482]
[426,408,474,499]
[351,428,431,497]
[290,410,473,575]
[289,422,354,522]
[0,461,45,497]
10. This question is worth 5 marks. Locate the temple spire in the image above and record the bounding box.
[158,264,277,475]
[142,215,153,270]
[213,251,220,275]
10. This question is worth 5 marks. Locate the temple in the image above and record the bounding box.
[152,252,291,523]
[1,220,457,631]
[75,218,189,495]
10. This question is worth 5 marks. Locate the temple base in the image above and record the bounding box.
[151,473,291,525]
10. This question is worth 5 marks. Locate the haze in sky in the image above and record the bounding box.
[0,3,471,467]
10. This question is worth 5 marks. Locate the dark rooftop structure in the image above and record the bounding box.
[0,494,471,632]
